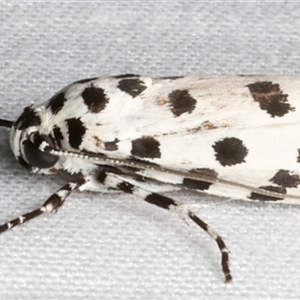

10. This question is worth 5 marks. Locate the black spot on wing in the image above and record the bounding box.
[183,168,218,190]
[270,169,300,188]
[52,126,64,149]
[183,178,212,191]
[247,81,294,117]
[15,106,41,130]
[168,90,196,117]
[249,186,286,201]
[213,137,248,166]
[131,137,161,158]
[46,91,67,115]
[118,78,147,98]
[66,118,86,149]
[82,86,109,113]
[73,77,98,84]
[104,138,119,151]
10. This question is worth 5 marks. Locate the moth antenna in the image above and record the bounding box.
[0,118,14,128]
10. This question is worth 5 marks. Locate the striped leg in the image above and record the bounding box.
[0,177,85,234]
[98,171,232,283]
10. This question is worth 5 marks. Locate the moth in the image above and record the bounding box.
[1,75,300,283]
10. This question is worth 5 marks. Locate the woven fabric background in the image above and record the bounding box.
[0,2,300,299]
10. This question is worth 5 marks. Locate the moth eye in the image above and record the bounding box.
[23,139,59,169]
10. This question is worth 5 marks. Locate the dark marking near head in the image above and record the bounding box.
[82,86,109,113]
[247,81,294,117]
[118,181,134,194]
[131,137,161,158]
[145,193,177,210]
[168,90,197,117]
[270,169,300,188]
[104,138,119,151]
[46,91,67,115]
[52,126,64,149]
[32,133,56,149]
[249,185,286,201]
[118,78,147,98]
[15,107,41,130]
[73,77,98,84]
[213,137,248,166]
[183,178,212,191]
[114,74,140,79]
[66,118,86,149]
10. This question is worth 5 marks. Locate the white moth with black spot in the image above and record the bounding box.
[1,75,300,283]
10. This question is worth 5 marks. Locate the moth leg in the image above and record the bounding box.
[0,177,86,234]
[98,171,232,283]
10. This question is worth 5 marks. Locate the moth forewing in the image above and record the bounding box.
[1,75,299,283]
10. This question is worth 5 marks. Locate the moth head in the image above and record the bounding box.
[1,106,60,174]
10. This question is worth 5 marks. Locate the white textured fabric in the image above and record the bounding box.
[0,2,300,299]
